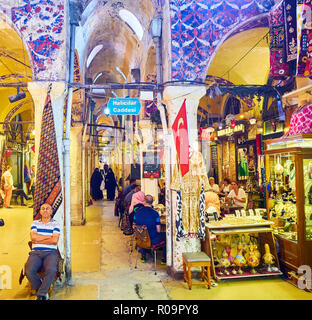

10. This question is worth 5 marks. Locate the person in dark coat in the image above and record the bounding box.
[90,168,104,201]
[105,168,117,201]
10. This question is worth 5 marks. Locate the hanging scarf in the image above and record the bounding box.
[269,1,291,79]
[175,190,184,241]
[283,0,297,62]
[297,0,312,77]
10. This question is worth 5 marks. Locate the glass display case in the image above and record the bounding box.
[264,134,312,274]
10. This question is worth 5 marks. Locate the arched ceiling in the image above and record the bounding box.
[77,0,156,149]
[79,0,156,87]
[208,27,270,85]
[199,27,270,121]
[0,16,33,126]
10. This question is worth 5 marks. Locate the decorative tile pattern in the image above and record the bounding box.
[33,93,63,220]
[169,0,275,81]
[0,0,65,78]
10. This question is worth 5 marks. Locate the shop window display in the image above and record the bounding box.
[264,134,312,275]
[202,215,282,281]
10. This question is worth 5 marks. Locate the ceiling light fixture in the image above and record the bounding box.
[8,87,26,103]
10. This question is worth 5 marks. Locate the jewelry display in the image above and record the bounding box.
[264,135,312,279]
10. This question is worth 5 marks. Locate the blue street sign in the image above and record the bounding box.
[107,98,141,115]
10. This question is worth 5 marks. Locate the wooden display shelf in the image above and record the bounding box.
[202,219,281,282]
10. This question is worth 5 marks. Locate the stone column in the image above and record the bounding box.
[163,84,206,274]
[139,119,158,202]
[28,81,67,258]
[70,126,85,225]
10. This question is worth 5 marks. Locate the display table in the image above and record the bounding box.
[201,217,282,281]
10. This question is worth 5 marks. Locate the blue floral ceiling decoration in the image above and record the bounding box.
[170,0,277,81]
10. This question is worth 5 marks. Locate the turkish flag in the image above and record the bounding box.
[172,99,189,176]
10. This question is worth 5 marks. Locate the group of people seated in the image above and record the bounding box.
[205,177,247,218]
[115,178,166,264]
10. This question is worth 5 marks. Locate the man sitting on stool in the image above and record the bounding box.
[133,194,166,264]
[25,203,60,300]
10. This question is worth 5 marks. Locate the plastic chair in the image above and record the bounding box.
[133,225,165,275]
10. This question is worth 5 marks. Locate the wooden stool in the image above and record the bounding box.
[182,252,211,290]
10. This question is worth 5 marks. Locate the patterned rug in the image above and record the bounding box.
[33,92,63,220]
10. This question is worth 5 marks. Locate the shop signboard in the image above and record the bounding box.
[107,98,141,115]
[217,124,244,137]
[142,152,161,178]
[200,127,214,141]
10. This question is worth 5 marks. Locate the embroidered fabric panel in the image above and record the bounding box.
[33,94,63,220]
[269,1,290,79]
[297,0,312,77]
[283,104,312,138]
[283,0,297,62]
[198,185,206,240]
[175,190,184,241]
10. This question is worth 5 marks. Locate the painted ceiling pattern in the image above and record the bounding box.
[169,0,276,81]
[0,0,65,79]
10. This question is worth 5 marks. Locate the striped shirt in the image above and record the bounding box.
[30,219,60,251]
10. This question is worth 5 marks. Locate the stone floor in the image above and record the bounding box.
[0,200,311,300]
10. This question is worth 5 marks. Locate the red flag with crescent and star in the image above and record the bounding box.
[172,99,189,176]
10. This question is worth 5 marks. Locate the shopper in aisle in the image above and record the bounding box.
[105,168,117,201]
[124,178,137,196]
[1,165,15,209]
[134,194,166,264]
[90,168,104,201]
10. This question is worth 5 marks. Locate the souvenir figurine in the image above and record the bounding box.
[225,245,234,266]
[219,248,231,275]
[246,244,260,274]
[263,243,275,272]
[234,244,246,274]
[250,239,261,261]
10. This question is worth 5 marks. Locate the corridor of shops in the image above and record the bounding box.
[1,197,311,300]
[1,0,312,302]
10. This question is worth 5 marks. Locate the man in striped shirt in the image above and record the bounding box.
[25,203,60,300]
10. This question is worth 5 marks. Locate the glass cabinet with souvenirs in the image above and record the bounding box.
[264,134,312,277]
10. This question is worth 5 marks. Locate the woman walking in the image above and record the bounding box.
[90,168,104,201]
[105,168,117,201]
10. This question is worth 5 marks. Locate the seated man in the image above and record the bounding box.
[25,203,60,300]
[226,181,247,208]
[134,194,166,264]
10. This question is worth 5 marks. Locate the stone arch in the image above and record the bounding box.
[0,10,34,79]
[203,13,270,77]
[0,1,66,80]
[0,11,34,132]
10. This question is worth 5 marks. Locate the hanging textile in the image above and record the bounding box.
[297,0,312,77]
[33,92,63,220]
[283,0,297,62]
[175,190,184,241]
[269,1,291,79]
[172,99,189,177]
[282,103,312,138]
[171,151,209,240]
